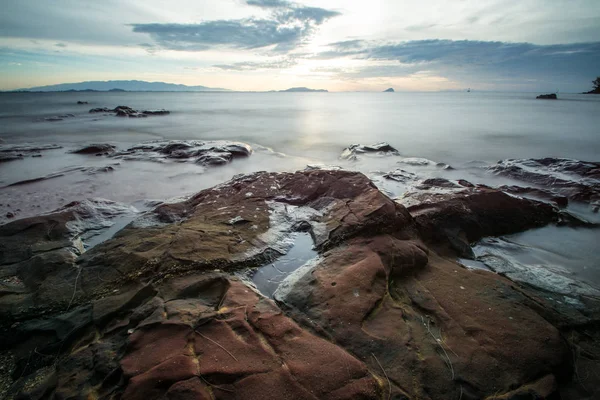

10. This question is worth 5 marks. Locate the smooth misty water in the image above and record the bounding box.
[2,91,599,164]
[1,91,599,293]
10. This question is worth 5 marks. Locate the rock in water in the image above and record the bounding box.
[536,93,557,99]
[488,158,600,205]
[0,153,24,163]
[89,107,113,113]
[71,143,117,155]
[112,140,253,167]
[340,142,400,160]
[89,106,170,117]
[1,170,599,399]
[141,109,170,116]
[383,87,395,92]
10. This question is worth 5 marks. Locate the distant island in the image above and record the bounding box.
[583,76,600,94]
[383,88,395,92]
[12,80,230,92]
[279,87,328,93]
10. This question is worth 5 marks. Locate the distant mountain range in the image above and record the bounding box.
[279,87,328,93]
[6,81,332,93]
[14,80,230,92]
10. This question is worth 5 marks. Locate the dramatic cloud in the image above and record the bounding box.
[1,0,600,91]
[131,1,340,52]
[316,39,600,88]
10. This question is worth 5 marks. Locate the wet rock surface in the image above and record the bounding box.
[0,170,599,399]
[111,140,253,166]
[340,142,400,160]
[88,105,170,117]
[0,144,63,163]
[489,158,600,206]
[72,144,117,155]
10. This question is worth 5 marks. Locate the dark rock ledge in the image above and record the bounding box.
[89,106,170,118]
[0,170,599,399]
[70,140,253,167]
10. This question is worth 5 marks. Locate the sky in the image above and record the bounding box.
[1,0,599,92]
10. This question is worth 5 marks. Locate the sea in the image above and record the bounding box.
[1,91,599,294]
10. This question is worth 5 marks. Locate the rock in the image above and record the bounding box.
[89,106,169,117]
[118,277,378,400]
[112,140,253,167]
[43,114,75,122]
[5,212,14,218]
[0,153,23,163]
[383,169,417,182]
[195,151,232,166]
[498,185,569,207]
[417,178,462,189]
[114,106,147,118]
[0,199,137,320]
[276,235,570,399]
[1,170,599,399]
[340,142,400,160]
[71,144,117,154]
[142,109,170,116]
[489,158,600,204]
[383,87,395,92]
[537,93,557,99]
[0,144,62,153]
[89,107,113,113]
[77,101,88,105]
[407,186,558,244]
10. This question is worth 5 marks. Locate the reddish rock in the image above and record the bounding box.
[407,187,558,244]
[165,377,211,400]
[122,355,199,400]
[2,170,598,400]
[278,235,569,399]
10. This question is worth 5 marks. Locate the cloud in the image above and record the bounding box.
[132,2,340,52]
[213,58,297,70]
[316,39,600,88]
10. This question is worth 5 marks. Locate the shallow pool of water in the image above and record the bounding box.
[251,232,317,298]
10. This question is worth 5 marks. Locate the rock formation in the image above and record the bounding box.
[0,170,599,399]
[536,93,557,99]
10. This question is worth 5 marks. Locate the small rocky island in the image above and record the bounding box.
[0,144,599,399]
[583,76,600,94]
[536,93,557,99]
[383,87,395,92]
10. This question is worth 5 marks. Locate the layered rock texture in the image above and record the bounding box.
[1,170,599,399]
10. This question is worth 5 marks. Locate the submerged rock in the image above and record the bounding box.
[340,142,400,160]
[0,153,23,163]
[0,144,62,162]
[76,101,88,105]
[142,109,170,116]
[89,107,113,113]
[71,144,117,155]
[537,93,557,99]
[112,140,252,167]
[489,158,600,205]
[89,106,170,117]
[1,170,598,399]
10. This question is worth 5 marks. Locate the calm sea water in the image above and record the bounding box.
[2,91,599,164]
[1,91,599,290]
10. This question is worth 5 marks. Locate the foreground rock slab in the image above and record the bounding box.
[0,170,599,399]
